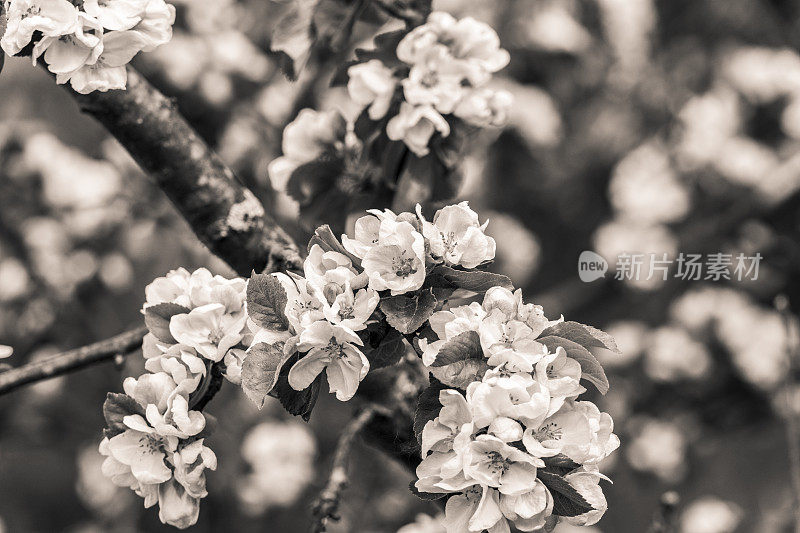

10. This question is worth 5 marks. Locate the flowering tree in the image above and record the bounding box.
[0,1,621,531]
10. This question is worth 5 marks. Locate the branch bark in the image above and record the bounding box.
[0,326,148,396]
[66,67,302,276]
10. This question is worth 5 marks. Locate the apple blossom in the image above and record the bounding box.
[287,320,369,400]
[82,0,148,31]
[421,389,474,456]
[1,0,78,56]
[144,267,193,309]
[131,0,175,52]
[187,268,246,313]
[33,13,103,75]
[454,88,513,128]
[386,102,450,157]
[347,59,397,120]
[303,244,358,298]
[322,283,379,331]
[271,272,326,333]
[56,30,148,94]
[498,479,552,532]
[402,62,465,114]
[479,310,548,372]
[442,484,507,533]
[169,302,247,362]
[416,202,496,268]
[122,372,206,437]
[267,108,347,191]
[466,373,550,428]
[563,467,609,527]
[361,218,426,294]
[142,335,207,393]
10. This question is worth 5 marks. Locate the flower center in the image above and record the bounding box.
[207,328,223,344]
[393,256,418,278]
[535,422,563,442]
[486,451,512,475]
[138,434,165,454]
[324,338,346,358]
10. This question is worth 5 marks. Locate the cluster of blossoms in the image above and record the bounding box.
[1,0,175,93]
[246,201,497,402]
[347,11,513,156]
[416,287,620,532]
[99,268,250,528]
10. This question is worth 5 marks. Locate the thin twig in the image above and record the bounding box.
[775,295,800,533]
[0,326,148,396]
[311,407,386,532]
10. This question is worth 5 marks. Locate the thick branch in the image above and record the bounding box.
[66,67,302,276]
[0,326,148,396]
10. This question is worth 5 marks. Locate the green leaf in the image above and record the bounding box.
[540,321,620,354]
[413,377,447,446]
[425,264,513,293]
[380,288,437,334]
[365,329,408,370]
[429,330,482,367]
[241,342,292,409]
[247,272,290,331]
[409,481,449,501]
[538,335,610,395]
[144,303,191,343]
[271,352,322,421]
[102,393,144,439]
[537,471,594,517]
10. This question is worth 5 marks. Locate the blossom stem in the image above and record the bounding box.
[311,406,388,532]
[0,326,148,396]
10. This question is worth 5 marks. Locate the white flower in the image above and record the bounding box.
[523,401,619,464]
[287,321,369,401]
[0,345,12,358]
[563,467,609,526]
[443,485,506,533]
[341,209,399,259]
[223,348,247,385]
[267,108,346,191]
[402,58,465,114]
[144,267,192,309]
[82,0,148,31]
[387,102,450,156]
[454,88,513,128]
[303,244,358,298]
[122,372,206,437]
[479,310,548,372]
[421,389,473,456]
[1,0,78,56]
[466,370,550,428]
[396,12,510,85]
[482,286,557,336]
[417,202,496,268]
[464,435,541,495]
[361,218,426,295]
[142,335,206,393]
[33,13,103,75]
[187,268,246,313]
[56,30,147,94]
[271,272,325,333]
[535,346,585,405]
[347,59,397,120]
[323,284,379,332]
[498,479,552,532]
[169,302,247,362]
[131,0,175,52]
[156,480,200,529]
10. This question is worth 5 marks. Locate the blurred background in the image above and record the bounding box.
[3,0,800,531]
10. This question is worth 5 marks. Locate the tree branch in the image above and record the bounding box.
[311,406,386,532]
[0,326,148,396]
[65,67,302,276]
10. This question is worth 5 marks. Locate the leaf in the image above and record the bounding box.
[241,342,292,409]
[540,321,620,354]
[537,471,594,517]
[144,303,191,343]
[271,352,322,421]
[409,481,449,501]
[426,264,513,293]
[430,358,490,389]
[538,335,610,395]
[331,29,409,87]
[365,329,408,370]
[286,158,344,205]
[541,454,581,476]
[247,273,290,331]
[429,330,482,367]
[413,377,447,445]
[380,288,437,335]
[102,393,144,439]
[308,224,360,264]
